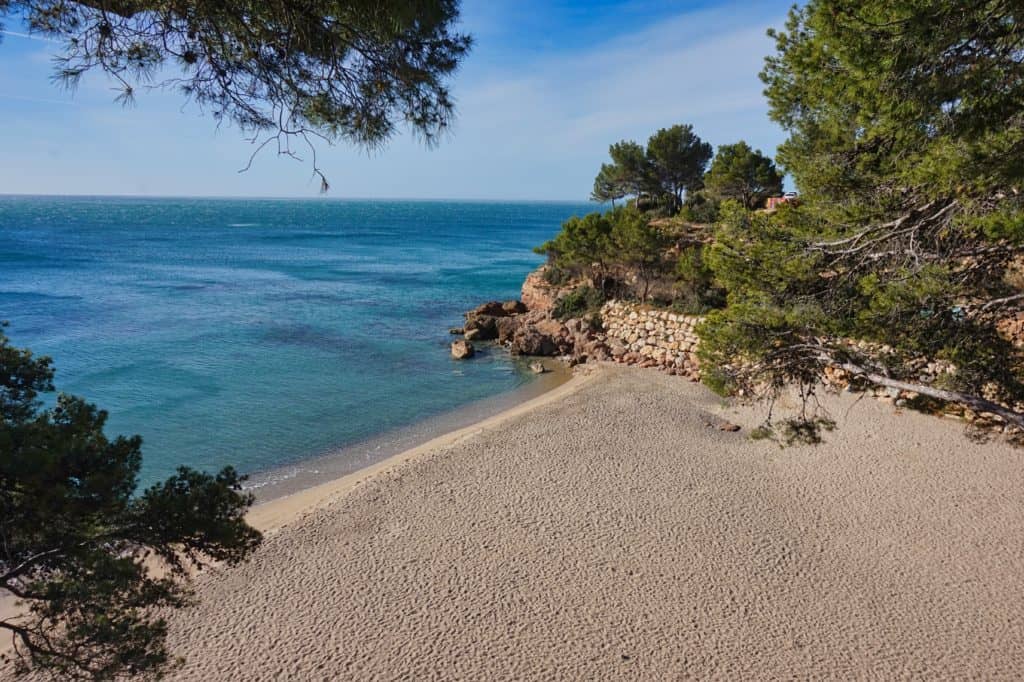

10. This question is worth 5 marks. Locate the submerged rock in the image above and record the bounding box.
[528,361,548,374]
[448,327,464,335]
[451,340,475,359]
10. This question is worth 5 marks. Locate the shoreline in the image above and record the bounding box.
[246,362,595,534]
[243,357,573,505]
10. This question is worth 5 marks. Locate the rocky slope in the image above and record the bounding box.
[451,265,700,379]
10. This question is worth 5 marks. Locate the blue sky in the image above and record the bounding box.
[0,0,794,200]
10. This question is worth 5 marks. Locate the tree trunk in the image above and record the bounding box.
[832,358,1024,430]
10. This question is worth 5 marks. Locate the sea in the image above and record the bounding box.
[0,196,593,494]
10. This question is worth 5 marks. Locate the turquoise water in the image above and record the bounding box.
[0,196,590,488]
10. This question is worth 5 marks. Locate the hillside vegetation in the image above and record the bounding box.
[540,0,1024,436]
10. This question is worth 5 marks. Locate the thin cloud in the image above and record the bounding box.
[452,7,783,159]
[0,29,59,43]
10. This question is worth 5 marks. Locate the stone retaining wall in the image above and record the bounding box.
[599,300,1018,434]
[600,301,703,377]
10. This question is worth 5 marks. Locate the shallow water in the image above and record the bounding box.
[0,196,591,488]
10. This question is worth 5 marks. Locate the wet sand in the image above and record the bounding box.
[166,365,1024,679]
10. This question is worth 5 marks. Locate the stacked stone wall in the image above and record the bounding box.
[599,300,1018,434]
[600,301,703,377]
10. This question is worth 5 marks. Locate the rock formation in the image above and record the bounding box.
[519,265,579,313]
[451,339,474,359]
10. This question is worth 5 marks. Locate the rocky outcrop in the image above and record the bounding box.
[455,270,695,373]
[462,299,529,342]
[520,266,580,313]
[455,291,578,359]
[456,293,699,377]
[520,269,555,312]
[495,316,520,344]
[464,315,497,340]
[469,301,508,318]
[503,300,528,315]
[509,324,561,356]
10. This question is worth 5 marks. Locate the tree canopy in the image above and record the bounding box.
[610,208,672,302]
[703,141,783,210]
[606,141,652,200]
[536,207,672,301]
[591,163,628,205]
[698,0,1024,434]
[590,125,711,212]
[0,0,472,190]
[645,125,713,212]
[535,211,616,291]
[0,326,261,679]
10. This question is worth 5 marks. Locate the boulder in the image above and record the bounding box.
[463,314,498,340]
[496,316,521,344]
[534,318,566,339]
[464,328,483,341]
[584,341,611,362]
[451,340,475,359]
[563,318,585,335]
[510,327,560,356]
[469,301,508,318]
[528,361,548,374]
[502,300,528,315]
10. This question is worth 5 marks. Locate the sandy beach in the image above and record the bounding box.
[166,365,1024,679]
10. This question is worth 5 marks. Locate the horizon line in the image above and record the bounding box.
[0,192,601,204]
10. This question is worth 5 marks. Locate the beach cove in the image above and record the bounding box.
[0,196,592,491]
[168,365,1024,679]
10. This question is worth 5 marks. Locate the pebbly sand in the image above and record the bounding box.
[166,365,1024,679]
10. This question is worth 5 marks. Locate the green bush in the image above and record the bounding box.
[542,264,573,286]
[679,191,721,224]
[672,244,726,314]
[535,206,673,301]
[552,286,605,320]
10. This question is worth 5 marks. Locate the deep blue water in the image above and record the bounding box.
[0,196,591,487]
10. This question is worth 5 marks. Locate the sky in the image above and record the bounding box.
[0,0,795,200]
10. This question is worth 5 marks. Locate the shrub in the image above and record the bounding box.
[672,244,726,314]
[679,191,721,224]
[542,264,573,286]
[552,286,605,320]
